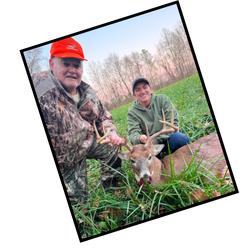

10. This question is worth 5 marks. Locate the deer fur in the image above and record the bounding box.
[118,144,168,186]
[94,106,229,186]
[118,133,229,186]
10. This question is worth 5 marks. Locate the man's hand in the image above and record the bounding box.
[140,135,147,144]
[108,134,123,147]
[140,135,153,145]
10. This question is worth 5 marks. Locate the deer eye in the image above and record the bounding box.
[131,159,136,164]
[148,155,152,161]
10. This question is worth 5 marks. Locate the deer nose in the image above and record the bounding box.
[141,174,152,184]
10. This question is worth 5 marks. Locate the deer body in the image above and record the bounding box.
[148,156,168,186]
[119,133,228,186]
[161,133,229,181]
[94,106,229,187]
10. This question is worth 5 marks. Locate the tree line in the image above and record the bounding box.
[87,22,197,110]
[24,22,197,111]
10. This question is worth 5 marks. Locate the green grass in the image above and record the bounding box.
[73,73,235,240]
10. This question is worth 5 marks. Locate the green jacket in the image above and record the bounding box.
[127,93,179,145]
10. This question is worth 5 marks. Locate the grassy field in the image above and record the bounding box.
[73,74,235,240]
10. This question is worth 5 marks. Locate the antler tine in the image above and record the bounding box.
[144,123,150,146]
[171,105,174,124]
[145,104,178,146]
[161,108,166,130]
[144,123,152,146]
[122,130,133,152]
[159,104,178,131]
[93,120,133,151]
[93,120,111,144]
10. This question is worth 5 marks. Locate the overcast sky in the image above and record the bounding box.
[38,4,182,82]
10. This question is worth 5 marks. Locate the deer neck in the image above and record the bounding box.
[149,156,167,186]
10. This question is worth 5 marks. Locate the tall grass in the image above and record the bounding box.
[73,74,235,240]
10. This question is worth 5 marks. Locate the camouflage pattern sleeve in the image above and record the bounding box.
[38,88,92,168]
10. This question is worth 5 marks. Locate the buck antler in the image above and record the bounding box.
[144,105,178,146]
[93,120,111,144]
[93,120,133,152]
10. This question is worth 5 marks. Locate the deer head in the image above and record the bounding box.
[118,143,165,185]
[94,105,178,186]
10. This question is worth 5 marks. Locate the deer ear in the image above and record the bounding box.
[118,151,131,161]
[149,144,165,155]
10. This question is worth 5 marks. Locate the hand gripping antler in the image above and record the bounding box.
[93,120,133,152]
[144,104,178,146]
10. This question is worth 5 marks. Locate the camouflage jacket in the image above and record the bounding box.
[33,70,118,171]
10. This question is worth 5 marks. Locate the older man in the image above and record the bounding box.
[33,37,122,203]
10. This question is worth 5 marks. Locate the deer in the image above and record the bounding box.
[93,106,230,187]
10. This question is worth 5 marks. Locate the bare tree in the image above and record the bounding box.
[156,26,195,80]
[87,61,108,103]
[161,28,180,75]
[122,55,136,84]
[24,47,48,75]
[140,49,157,87]
[155,41,175,80]
[174,22,196,75]
[106,53,132,96]
[172,33,186,78]
[102,59,123,104]
[130,51,144,76]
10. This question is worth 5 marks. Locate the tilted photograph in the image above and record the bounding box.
[20,1,238,242]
